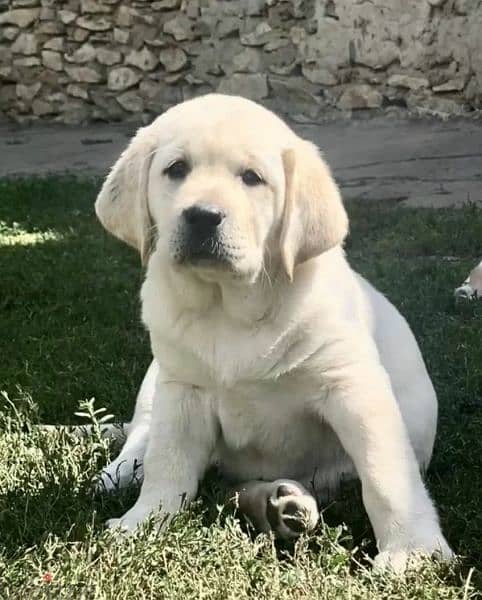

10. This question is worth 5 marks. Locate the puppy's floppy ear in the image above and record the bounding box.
[280,141,348,280]
[95,125,158,265]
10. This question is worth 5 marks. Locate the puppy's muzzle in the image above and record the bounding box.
[178,204,228,264]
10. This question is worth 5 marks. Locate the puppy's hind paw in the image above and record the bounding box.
[266,480,319,540]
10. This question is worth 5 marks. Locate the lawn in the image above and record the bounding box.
[0,177,481,599]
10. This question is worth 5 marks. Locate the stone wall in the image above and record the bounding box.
[0,0,481,124]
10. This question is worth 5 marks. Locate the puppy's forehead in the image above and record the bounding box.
[151,94,296,161]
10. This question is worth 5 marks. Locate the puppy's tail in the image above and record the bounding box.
[37,423,128,442]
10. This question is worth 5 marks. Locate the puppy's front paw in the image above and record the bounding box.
[374,534,454,573]
[266,480,319,539]
[94,457,144,494]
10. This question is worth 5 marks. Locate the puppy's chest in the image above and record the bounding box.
[216,379,317,451]
[152,317,320,390]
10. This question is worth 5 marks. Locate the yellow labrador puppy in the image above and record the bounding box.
[95,94,452,571]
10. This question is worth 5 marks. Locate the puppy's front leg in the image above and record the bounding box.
[320,362,452,572]
[108,380,217,533]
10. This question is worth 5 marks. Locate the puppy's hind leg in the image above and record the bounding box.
[229,479,319,539]
[95,360,158,493]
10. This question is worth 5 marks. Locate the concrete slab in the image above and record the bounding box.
[0,116,481,207]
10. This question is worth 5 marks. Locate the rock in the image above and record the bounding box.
[407,91,469,117]
[232,48,262,73]
[67,84,89,100]
[268,76,322,119]
[152,0,181,9]
[185,73,204,85]
[46,92,67,104]
[117,90,144,112]
[11,33,38,55]
[164,71,184,84]
[114,28,130,44]
[16,81,41,101]
[0,66,13,79]
[464,75,481,105]
[218,73,268,101]
[269,61,297,76]
[37,21,64,35]
[76,16,112,31]
[65,65,103,83]
[32,98,56,115]
[163,14,197,41]
[0,47,12,65]
[0,8,40,28]
[58,10,77,25]
[129,24,158,50]
[185,0,200,18]
[66,43,96,64]
[264,37,290,52]
[125,46,158,71]
[145,37,167,49]
[159,47,188,72]
[240,22,273,46]
[115,6,135,28]
[13,56,40,67]
[454,0,477,14]
[427,0,446,5]
[96,47,122,65]
[43,37,64,51]
[217,18,239,39]
[302,64,337,85]
[71,28,90,42]
[12,0,39,6]
[1,27,19,42]
[243,0,265,16]
[142,83,183,111]
[139,78,160,99]
[61,101,91,125]
[107,66,142,90]
[90,89,126,119]
[81,0,112,14]
[0,84,16,104]
[388,74,429,91]
[433,78,466,92]
[42,50,63,71]
[39,7,55,20]
[337,84,383,110]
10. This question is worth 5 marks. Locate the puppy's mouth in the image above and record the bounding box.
[170,232,238,271]
[176,238,233,267]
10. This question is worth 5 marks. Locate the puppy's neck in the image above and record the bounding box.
[147,252,288,327]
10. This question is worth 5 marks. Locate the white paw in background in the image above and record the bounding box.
[454,260,482,300]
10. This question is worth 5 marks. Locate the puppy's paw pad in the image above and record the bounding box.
[266,482,319,539]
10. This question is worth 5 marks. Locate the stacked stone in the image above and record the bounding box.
[0,0,480,124]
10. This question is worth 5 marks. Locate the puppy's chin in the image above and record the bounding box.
[170,251,262,285]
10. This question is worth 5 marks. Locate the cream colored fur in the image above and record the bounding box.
[95,94,452,571]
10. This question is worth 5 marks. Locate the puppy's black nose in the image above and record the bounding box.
[183,205,225,231]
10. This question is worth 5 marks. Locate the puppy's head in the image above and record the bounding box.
[96,94,348,283]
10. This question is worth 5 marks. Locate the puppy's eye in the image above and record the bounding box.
[241,169,265,186]
[164,160,190,181]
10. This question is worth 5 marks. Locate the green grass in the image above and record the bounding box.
[0,177,481,599]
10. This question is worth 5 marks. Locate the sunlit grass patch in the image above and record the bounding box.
[0,221,65,247]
